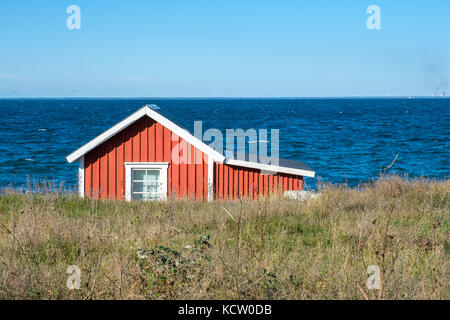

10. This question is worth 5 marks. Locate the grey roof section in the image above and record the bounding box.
[229,152,314,173]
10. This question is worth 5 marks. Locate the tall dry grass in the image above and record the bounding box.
[0,175,448,299]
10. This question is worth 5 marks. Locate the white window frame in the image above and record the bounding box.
[125,162,169,201]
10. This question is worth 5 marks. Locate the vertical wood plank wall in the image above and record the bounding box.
[214,163,303,200]
[83,116,209,200]
[82,115,305,201]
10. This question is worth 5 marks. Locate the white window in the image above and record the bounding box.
[125,162,169,201]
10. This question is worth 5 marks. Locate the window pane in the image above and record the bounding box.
[145,182,159,193]
[133,169,146,181]
[148,194,158,200]
[131,168,162,201]
[145,170,160,181]
[133,193,144,201]
[133,182,144,193]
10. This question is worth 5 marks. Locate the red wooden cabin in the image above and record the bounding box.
[66,105,315,201]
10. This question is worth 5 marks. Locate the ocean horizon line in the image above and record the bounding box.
[0,96,448,100]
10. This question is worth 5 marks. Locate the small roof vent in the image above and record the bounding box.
[146,104,160,110]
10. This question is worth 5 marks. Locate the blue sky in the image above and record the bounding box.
[0,0,449,97]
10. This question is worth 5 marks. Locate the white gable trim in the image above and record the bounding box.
[224,158,315,178]
[78,156,85,198]
[66,106,225,164]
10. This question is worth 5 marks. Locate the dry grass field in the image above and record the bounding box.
[0,175,448,299]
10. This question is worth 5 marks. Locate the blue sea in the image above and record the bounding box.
[0,98,448,190]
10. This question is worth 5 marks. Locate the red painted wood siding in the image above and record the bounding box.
[214,163,303,200]
[84,116,209,200]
